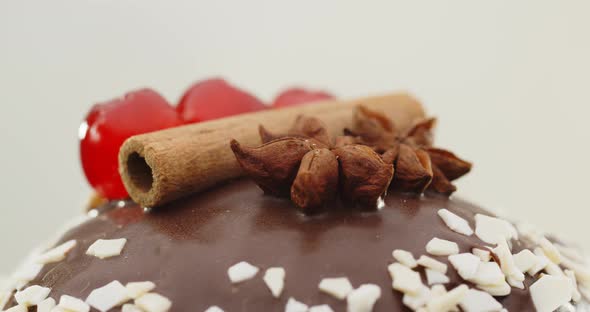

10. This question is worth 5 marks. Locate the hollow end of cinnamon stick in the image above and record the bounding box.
[119,92,425,208]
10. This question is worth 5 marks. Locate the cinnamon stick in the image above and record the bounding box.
[118,92,425,207]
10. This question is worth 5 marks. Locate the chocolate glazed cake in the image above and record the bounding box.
[2,92,589,312]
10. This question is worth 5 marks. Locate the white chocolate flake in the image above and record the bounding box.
[493,240,524,283]
[58,295,90,312]
[263,267,285,298]
[14,285,51,306]
[308,304,333,312]
[86,238,127,259]
[564,270,582,303]
[36,240,77,264]
[318,277,353,300]
[539,237,562,264]
[85,280,130,312]
[37,297,56,312]
[388,263,423,294]
[426,284,468,312]
[4,305,27,312]
[513,249,537,273]
[530,275,573,312]
[392,249,417,268]
[477,280,511,296]
[459,288,503,312]
[346,284,381,312]
[472,248,491,262]
[417,255,447,274]
[425,269,449,285]
[121,303,143,312]
[285,297,308,312]
[474,214,516,245]
[402,285,431,310]
[134,293,172,312]
[426,238,459,256]
[471,261,505,286]
[204,306,224,312]
[125,281,155,299]
[448,253,480,281]
[437,209,473,236]
[227,261,259,283]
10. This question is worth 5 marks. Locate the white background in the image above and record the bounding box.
[1,1,589,274]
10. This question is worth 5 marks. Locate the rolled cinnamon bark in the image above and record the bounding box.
[119,92,425,207]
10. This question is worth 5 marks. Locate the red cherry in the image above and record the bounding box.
[177,78,267,123]
[80,89,182,199]
[272,88,335,108]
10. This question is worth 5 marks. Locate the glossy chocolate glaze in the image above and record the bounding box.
[18,179,543,311]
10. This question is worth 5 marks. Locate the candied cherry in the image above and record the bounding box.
[272,87,335,108]
[80,89,183,199]
[177,78,267,123]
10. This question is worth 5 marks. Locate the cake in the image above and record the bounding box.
[1,80,588,312]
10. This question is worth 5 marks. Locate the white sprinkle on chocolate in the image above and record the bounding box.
[121,303,143,312]
[58,295,90,312]
[14,285,51,306]
[125,281,156,299]
[472,261,505,286]
[493,240,525,283]
[227,261,259,284]
[513,249,538,273]
[204,306,224,312]
[86,238,127,259]
[318,277,353,300]
[37,240,77,264]
[564,270,582,302]
[530,275,573,312]
[85,280,130,312]
[392,249,417,268]
[449,253,480,281]
[472,248,491,262]
[402,285,431,310]
[285,297,308,312]
[425,269,450,285]
[459,288,502,312]
[417,255,447,274]
[308,304,334,312]
[263,267,285,298]
[426,238,459,256]
[474,214,516,245]
[4,305,27,312]
[134,293,172,312]
[37,297,56,312]
[539,237,562,264]
[346,284,381,312]
[426,284,468,312]
[477,280,511,296]
[437,209,473,236]
[388,263,423,294]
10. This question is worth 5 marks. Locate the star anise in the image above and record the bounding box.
[230,116,393,212]
[344,105,472,195]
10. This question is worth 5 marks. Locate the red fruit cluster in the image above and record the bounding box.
[80,79,335,200]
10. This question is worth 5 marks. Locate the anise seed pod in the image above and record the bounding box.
[425,147,472,181]
[381,145,400,165]
[332,144,394,208]
[291,148,339,212]
[259,115,332,148]
[393,144,433,192]
[352,106,398,152]
[427,164,457,196]
[230,137,313,196]
[404,117,437,147]
[334,135,359,148]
